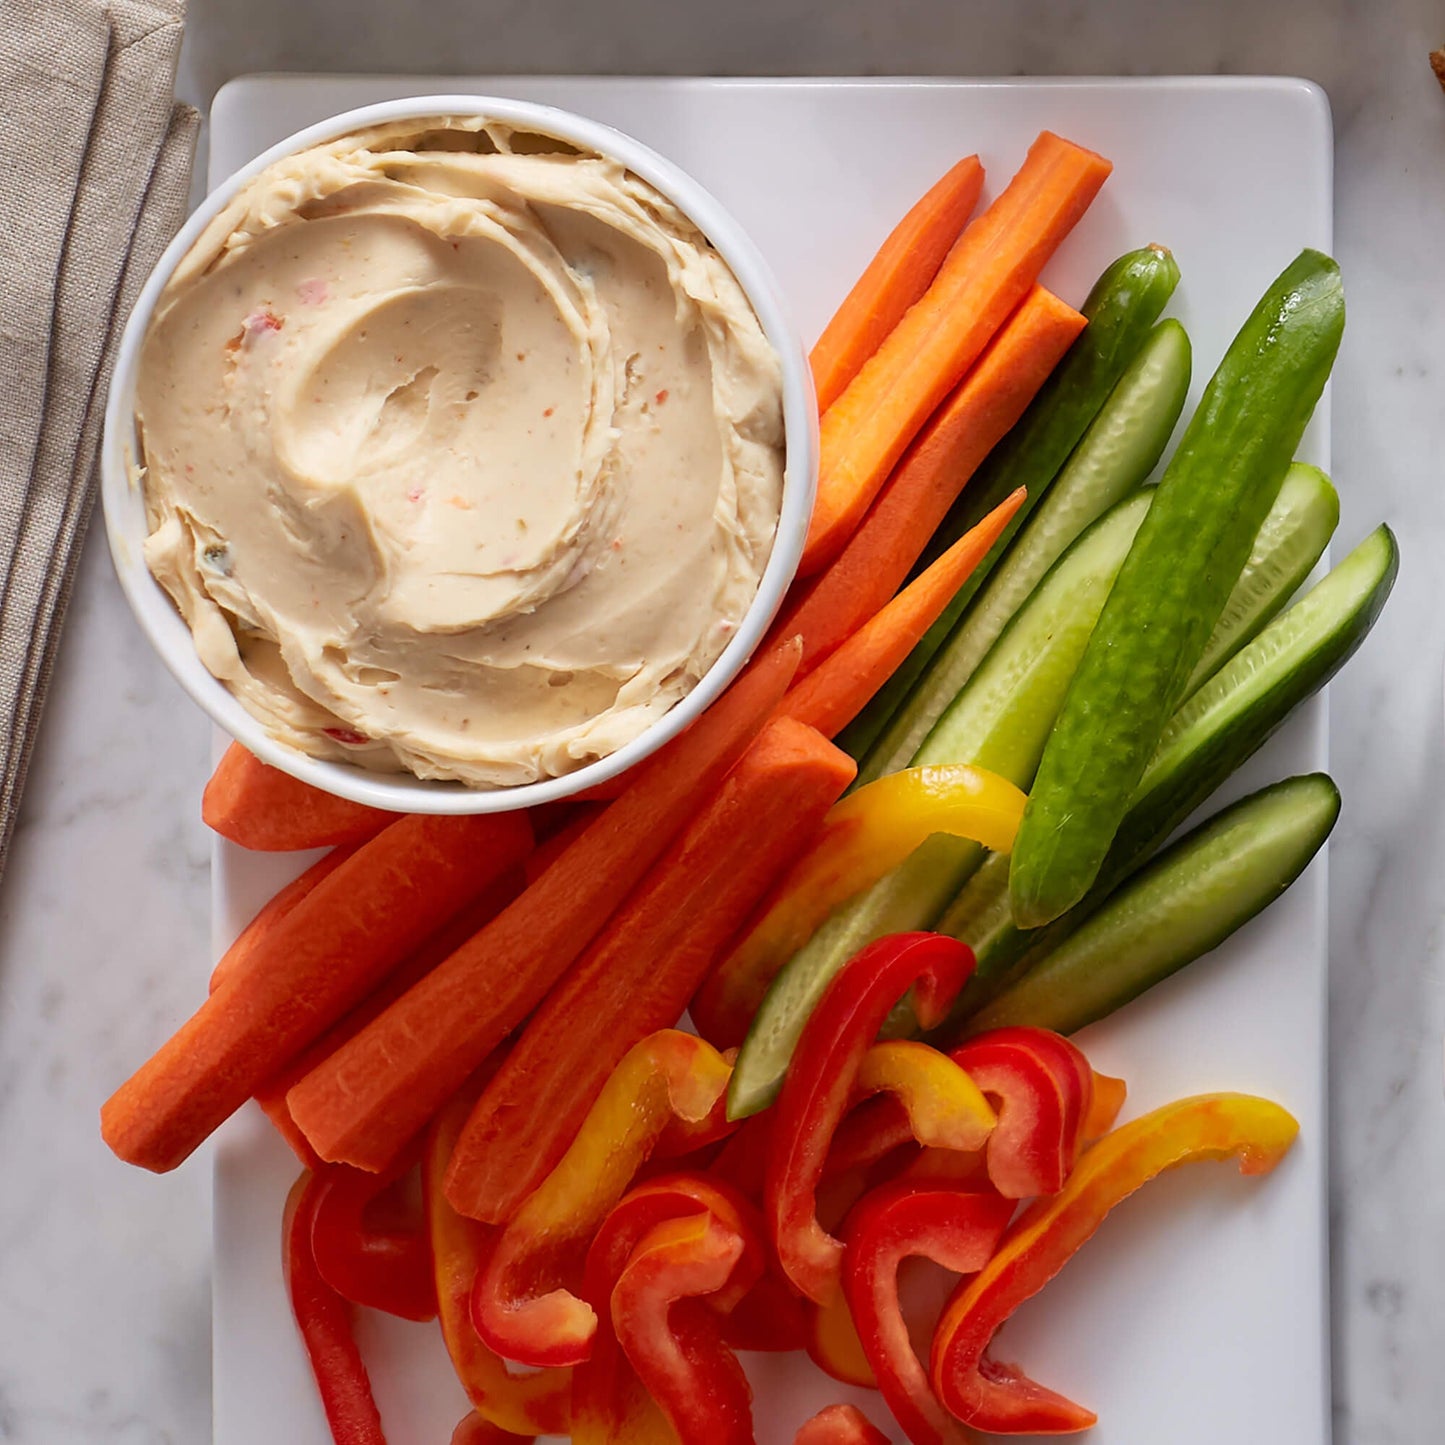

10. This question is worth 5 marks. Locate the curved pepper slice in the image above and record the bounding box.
[449,1414,534,1444]
[947,1028,1092,1198]
[310,1157,437,1322]
[844,1182,1014,1445]
[611,1212,756,1445]
[794,1403,892,1444]
[282,1171,388,1445]
[694,765,1026,1047]
[765,934,984,1305]
[931,1093,1300,1434]
[473,1030,732,1367]
[423,1091,571,1437]
[573,1175,731,1445]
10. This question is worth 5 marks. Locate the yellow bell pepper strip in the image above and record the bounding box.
[693,765,1027,1048]
[611,1212,757,1445]
[805,1290,878,1389]
[282,1171,388,1445]
[946,1028,1093,1198]
[856,1040,996,1150]
[794,1403,893,1444]
[765,933,992,1306]
[423,1091,572,1437]
[472,1030,732,1368]
[930,1093,1300,1434]
[843,1182,1014,1445]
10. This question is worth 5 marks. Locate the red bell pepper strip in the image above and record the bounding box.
[575,1171,774,1443]
[795,1403,893,1444]
[764,933,987,1306]
[472,1030,733,1368]
[708,1111,774,1206]
[309,1157,437,1322]
[805,1291,878,1389]
[611,1212,756,1445]
[947,1027,1092,1198]
[843,1183,1014,1445]
[931,1093,1300,1434]
[282,1171,388,1445]
[423,1087,572,1437]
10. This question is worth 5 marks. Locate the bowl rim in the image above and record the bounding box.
[101,93,818,814]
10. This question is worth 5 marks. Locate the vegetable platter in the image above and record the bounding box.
[137,76,1356,1445]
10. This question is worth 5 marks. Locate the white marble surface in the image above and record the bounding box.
[0,1,1440,1441]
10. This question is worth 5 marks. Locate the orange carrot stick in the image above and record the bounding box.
[780,285,1084,676]
[255,865,529,1168]
[444,716,857,1224]
[207,846,357,996]
[801,132,1111,575]
[777,492,1025,739]
[285,638,803,1173]
[202,741,396,852]
[522,803,604,885]
[101,811,534,1173]
[811,156,985,412]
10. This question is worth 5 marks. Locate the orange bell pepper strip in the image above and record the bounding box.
[931,1093,1300,1434]
[282,1171,388,1445]
[693,764,1026,1048]
[1083,1069,1127,1141]
[794,1404,892,1444]
[764,933,991,1306]
[611,1212,757,1445]
[449,1415,534,1444]
[472,1030,733,1368]
[843,1182,1014,1445]
[806,1290,878,1389]
[422,1089,571,1438]
[947,1027,1093,1198]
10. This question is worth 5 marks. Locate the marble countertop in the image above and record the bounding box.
[1,1,1441,1440]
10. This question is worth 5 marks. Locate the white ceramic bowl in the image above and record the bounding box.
[101,95,817,814]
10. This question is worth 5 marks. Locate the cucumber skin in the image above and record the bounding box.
[839,244,1181,761]
[944,521,1397,1021]
[857,319,1192,788]
[728,495,1152,1120]
[962,773,1342,1038]
[1009,249,1346,930]
[1183,462,1339,698]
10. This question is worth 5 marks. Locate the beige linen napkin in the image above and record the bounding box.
[0,0,197,872]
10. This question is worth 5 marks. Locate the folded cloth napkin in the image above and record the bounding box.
[0,0,197,874]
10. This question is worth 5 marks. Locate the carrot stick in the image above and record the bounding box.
[522,803,604,885]
[101,811,534,1173]
[202,741,396,851]
[208,846,357,996]
[800,132,1111,575]
[777,491,1026,739]
[255,865,529,1168]
[444,716,857,1224]
[780,285,1084,676]
[811,156,985,412]
[285,638,804,1173]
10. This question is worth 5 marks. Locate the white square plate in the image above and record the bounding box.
[209,75,1332,1445]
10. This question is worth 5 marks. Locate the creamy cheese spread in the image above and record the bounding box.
[136,117,785,786]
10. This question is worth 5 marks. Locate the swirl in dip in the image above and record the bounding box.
[135,117,785,787]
